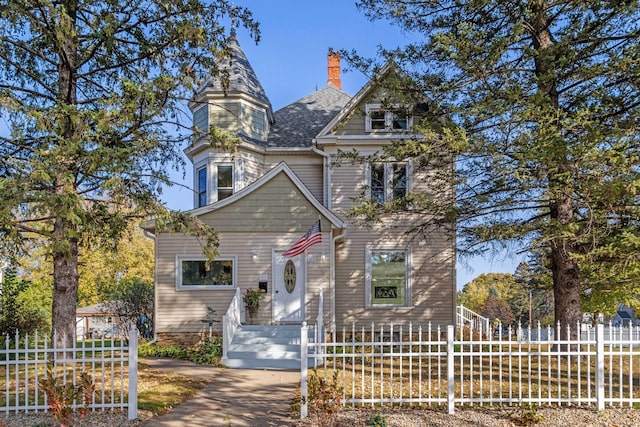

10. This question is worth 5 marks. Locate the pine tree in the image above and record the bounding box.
[353,1,640,339]
[0,0,257,345]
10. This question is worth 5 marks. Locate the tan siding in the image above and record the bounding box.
[334,225,455,330]
[200,172,327,233]
[326,116,456,328]
[288,163,323,202]
[210,104,239,134]
[264,156,324,203]
[238,151,264,187]
[334,107,366,135]
[330,159,367,212]
[155,232,331,334]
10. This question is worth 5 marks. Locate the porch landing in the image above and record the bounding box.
[222,324,319,370]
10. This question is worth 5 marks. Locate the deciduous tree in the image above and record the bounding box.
[0,0,257,345]
[353,1,640,339]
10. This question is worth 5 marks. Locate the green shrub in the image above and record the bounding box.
[191,336,223,365]
[510,404,545,426]
[368,414,388,427]
[138,342,188,360]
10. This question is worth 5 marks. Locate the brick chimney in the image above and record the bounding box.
[327,51,341,89]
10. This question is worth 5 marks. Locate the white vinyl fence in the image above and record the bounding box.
[300,322,640,417]
[1,325,138,420]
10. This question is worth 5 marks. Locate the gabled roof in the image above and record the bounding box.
[315,62,420,139]
[77,302,117,316]
[189,162,346,228]
[615,311,633,320]
[264,86,351,148]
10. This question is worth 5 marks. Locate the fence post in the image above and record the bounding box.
[300,322,308,419]
[596,323,604,411]
[447,325,455,414]
[128,324,138,420]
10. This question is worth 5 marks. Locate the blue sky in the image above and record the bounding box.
[160,1,526,287]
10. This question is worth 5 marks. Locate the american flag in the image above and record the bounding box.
[283,220,322,257]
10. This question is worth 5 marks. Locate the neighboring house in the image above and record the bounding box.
[76,302,120,339]
[147,30,455,344]
[612,304,639,327]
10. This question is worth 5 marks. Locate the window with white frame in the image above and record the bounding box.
[196,166,207,208]
[216,163,234,201]
[368,162,408,203]
[177,255,236,290]
[366,247,411,307]
[365,104,412,132]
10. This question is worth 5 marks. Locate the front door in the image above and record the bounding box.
[272,252,305,323]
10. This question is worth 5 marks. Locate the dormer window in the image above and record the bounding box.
[365,104,413,132]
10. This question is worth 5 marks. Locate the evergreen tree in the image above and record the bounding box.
[353,1,640,339]
[0,0,257,345]
[0,270,49,335]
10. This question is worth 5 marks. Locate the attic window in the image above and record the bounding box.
[365,104,413,132]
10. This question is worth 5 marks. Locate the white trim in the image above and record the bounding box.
[317,62,396,137]
[365,103,413,132]
[271,249,307,323]
[175,254,237,290]
[315,134,424,146]
[365,245,412,308]
[235,158,245,192]
[365,160,410,202]
[214,162,235,202]
[189,89,273,116]
[188,162,346,229]
[195,164,208,208]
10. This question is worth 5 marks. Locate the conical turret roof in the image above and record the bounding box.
[197,30,273,119]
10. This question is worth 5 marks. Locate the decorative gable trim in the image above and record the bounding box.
[189,162,346,228]
[316,62,396,138]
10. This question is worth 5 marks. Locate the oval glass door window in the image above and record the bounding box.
[284,260,296,293]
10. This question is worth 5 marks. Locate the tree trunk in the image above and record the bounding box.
[51,0,79,351]
[529,2,582,345]
[550,190,581,347]
[51,219,79,350]
[551,244,581,339]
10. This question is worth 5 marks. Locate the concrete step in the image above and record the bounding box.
[223,324,318,370]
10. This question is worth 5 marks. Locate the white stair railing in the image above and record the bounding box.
[313,289,325,365]
[222,287,242,361]
[456,305,490,333]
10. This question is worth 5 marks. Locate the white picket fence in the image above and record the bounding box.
[300,322,640,417]
[1,326,138,419]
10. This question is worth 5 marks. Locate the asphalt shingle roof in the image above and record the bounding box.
[265,85,352,148]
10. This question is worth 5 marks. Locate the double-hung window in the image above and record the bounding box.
[365,104,412,132]
[216,164,234,201]
[365,247,411,307]
[177,255,236,290]
[368,162,408,203]
[196,166,207,208]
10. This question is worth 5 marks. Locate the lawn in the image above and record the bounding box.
[0,348,210,417]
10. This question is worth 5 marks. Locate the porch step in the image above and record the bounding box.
[222,325,319,370]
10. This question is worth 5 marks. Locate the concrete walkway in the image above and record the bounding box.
[139,357,301,427]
